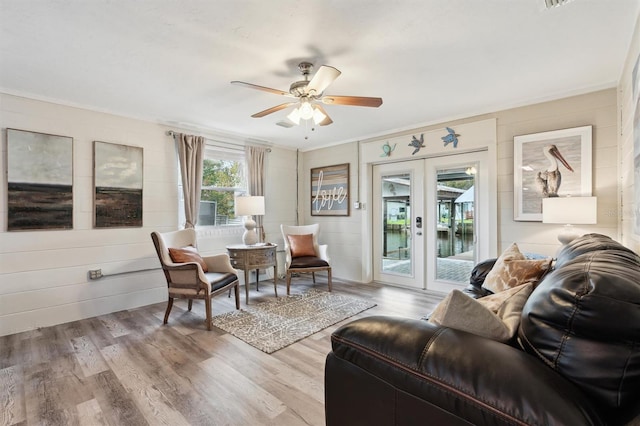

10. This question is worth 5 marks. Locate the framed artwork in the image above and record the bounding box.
[93,141,143,228]
[7,128,73,231]
[514,126,592,221]
[311,163,350,216]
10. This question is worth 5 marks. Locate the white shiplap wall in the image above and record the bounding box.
[300,142,364,282]
[0,94,176,336]
[0,94,298,336]
[301,88,621,286]
[619,14,640,253]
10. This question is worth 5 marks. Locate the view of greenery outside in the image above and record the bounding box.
[200,158,246,223]
[440,179,473,191]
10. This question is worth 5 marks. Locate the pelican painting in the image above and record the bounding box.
[535,144,574,197]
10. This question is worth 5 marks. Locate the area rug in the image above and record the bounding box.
[212,289,376,354]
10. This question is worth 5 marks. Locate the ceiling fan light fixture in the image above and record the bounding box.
[287,107,301,125]
[299,100,314,120]
[312,107,327,125]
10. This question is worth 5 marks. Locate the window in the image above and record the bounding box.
[178,143,247,228]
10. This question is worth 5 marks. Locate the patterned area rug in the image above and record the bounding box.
[212,289,376,354]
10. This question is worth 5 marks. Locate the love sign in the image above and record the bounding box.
[311,163,350,216]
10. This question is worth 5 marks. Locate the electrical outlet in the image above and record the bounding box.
[89,269,103,280]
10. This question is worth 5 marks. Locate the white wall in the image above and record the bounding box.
[299,142,363,282]
[0,93,297,336]
[619,14,640,253]
[301,89,621,284]
[493,89,619,255]
[0,79,628,335]
[0,94,175,336]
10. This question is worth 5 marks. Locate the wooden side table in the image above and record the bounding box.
[226,243,277,304]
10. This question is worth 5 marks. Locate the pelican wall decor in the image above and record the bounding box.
[535,144,574,197]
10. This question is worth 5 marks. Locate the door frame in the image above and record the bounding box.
[424,151,491,293]
[372,160,425,288]
[361,149,497,293]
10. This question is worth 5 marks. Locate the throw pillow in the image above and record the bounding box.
[168,246,208,272]
[428,284,534,342]
[287,234,316,258]
[482,243,551,293]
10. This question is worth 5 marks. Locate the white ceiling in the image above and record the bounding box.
[1,1,638,151]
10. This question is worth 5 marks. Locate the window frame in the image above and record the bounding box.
[177,142,248,229]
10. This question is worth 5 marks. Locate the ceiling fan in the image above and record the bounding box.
[231,62,383,127]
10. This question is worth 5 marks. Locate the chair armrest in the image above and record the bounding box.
[329,316,604,425]
[318,244,330,263]
[202,253,237,275]
[283,243,292,268]
[163,262,208,288]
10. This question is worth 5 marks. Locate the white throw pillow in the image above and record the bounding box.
[428,284,534,342]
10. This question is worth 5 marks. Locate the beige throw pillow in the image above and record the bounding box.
[482,243,551,293]
[428,284,534,342]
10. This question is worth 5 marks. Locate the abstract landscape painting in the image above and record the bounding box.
[94,141,143,228]
[7,128,73,231]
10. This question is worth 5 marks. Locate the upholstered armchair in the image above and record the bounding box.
[151,229,239,330]
[280,224,332,295]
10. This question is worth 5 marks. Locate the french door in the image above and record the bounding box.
[373,161,424,288]
[373,151,489,292]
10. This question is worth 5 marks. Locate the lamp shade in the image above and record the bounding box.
[542,197,597,224]
[235,196,265,216]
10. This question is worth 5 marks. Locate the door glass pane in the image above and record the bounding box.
[381,173,412,276]
[436,165,476,282]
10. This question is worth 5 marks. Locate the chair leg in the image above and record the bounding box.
[286,271,292,295]
[327,268,332,292]
[312,272,316,283]
[234,283,240,310]
[205,297,212,331]
[188,299,193,311]
[163,297,174,324]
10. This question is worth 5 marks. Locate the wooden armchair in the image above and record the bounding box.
[281,224,332,295]
[151,229,239,330]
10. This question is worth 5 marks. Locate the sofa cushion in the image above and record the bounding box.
[519,234,640,423]
[482,243,551,293]
[287,234,316,258]
[429,284,533,343]
[168,246,208,272]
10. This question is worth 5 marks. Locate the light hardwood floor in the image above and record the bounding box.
[0,278,443,426]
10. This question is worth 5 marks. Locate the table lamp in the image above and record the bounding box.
[542,196,597,244]
[235,195,265,245]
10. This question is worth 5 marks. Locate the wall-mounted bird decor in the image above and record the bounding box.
[535,144,574,197]
[380,141,397,157]
[442,127,460,148]
[409,134,425,155]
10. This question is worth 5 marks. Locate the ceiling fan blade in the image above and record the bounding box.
[306,65,341,95]
[314,104,333,126]
[322,95,383,107]
[231,81,295,97]
[251,102,296,118]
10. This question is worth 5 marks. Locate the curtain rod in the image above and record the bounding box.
[166,130,271,152]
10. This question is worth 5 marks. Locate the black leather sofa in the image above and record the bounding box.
[325,234,640,425]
